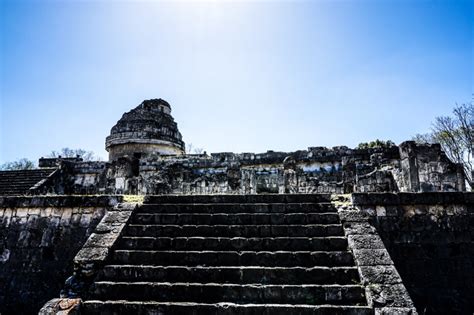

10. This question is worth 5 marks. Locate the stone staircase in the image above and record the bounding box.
[82,195,372,314]
[0,168,56,195]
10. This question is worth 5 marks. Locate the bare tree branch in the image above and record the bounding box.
[47,148,99,161]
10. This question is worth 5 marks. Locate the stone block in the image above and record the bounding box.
[342,222,377,235]
[376,206,386,216]
[366,284,415,308]
[363,207,376,216]
[70,214,81,225]
[29,208,41,216]
[44,207,54,217]
[95,222,126,234]
[375,307,418,315]
[38,298,81,315]
[402,206,416,218]
[102,211,133,224]
[61,208,73,225]
[359,265,403,285]
[353,249,393,266]
[338,210,370,222]
[428,205,444,216]
[79,214,91,227]
[352,193,400,205]
[83,232,120,249]
[348,234,385,250]
[40,228,54,247]
[92,208,107,220]
[15,208,28,218]
[385,206,399,216]
[74,247,109,264]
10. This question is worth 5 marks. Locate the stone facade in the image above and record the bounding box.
[105,99,185,161]
[0,98,471,314]
[0,196,121,314]
[0,99,466,197]
[352,193,474,314]
[36,142,465,196]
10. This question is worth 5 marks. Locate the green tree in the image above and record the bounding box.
[0,158,36,170]
[414,102,473,186]
[357,139,396,150]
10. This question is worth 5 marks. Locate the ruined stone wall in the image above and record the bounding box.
[352,193,474,314]
[0,196,122,314]
[399,142,464,192]
[41,142,465,195]
[136,149,347,195]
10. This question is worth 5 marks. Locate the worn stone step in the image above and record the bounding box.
[125,224,344,237]
[100,265,360,285]
[0,189,32,194]
[112,250,355,267]
[144,194,332,204]
[138,203,336,214]
[130,213,340,225]
[0,179,44,184]
[118,236,348,251]
[90,282,367,305]
[82,301,373,315]
[0,181,42,185]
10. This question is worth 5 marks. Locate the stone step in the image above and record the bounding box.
[90,282,367,305]
[0,169,55,195]
[112,250,355,267]
[82,301,373,315]
[0,178,44,183]
[125,224,344,237]
[118,236,348,251]
[130,213,340,225]
[100,265,360,285]
[0,185,33,189]
[0,181,41,185]
[144,194,332,204]
[138,202,336,214]
[0,186,35,191]
[0,174,44,178]
[0,189,32,194]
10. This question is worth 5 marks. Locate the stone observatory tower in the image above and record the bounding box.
[105,98,185,161]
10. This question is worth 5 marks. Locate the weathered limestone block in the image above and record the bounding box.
[367,284,415,308]
[348,234,385,250]
[359,265,403,285]
[0,196,121,314]
[39,298,81,315]
[342,221,377,236]
[338,210,371,222]
[375,307,418,315]
[63,203,137,299]
[334,196,418,314]
[353,249,393,266]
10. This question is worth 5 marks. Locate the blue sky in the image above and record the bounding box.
[0,0,472,163]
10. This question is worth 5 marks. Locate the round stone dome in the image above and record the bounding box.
[106,99,185,161]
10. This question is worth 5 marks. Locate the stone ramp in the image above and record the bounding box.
[81,194,372,314]
[0,168,56,195]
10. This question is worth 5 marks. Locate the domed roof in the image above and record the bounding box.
[105,99,185,159]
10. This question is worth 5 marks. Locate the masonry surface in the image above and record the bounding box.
[0,99,471,314]
[0,196,122,314]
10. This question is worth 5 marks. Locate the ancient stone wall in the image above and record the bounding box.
[399,142,465,192]
[0,196,122,314]
[46,142,464,195]
[352,192,474,314]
